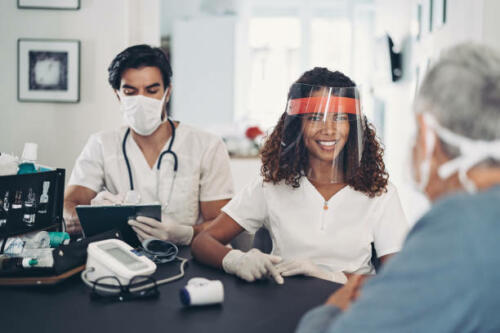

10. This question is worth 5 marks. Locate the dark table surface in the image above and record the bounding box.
[0,248,341,333]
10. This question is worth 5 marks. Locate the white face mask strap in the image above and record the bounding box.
[425,113,500,193]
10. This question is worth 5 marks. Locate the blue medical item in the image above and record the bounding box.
[48,232,70,247]
[17,163,37,175]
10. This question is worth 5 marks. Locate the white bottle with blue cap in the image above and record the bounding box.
[18,143,38,174]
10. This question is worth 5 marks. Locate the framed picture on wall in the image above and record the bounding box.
[17,0,80,10]
[17,39,80,103]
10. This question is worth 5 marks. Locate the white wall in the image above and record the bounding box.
[160,0,204,36]
[171,17,236,126]
[372,0,500,224]
[481,0,500,50]
[373,0,424,224]
[230,158,261,192]
[412,0,484,64]
[0,0,160,182]
[125,0,161,46]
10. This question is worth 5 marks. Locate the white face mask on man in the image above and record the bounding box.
[120,91,168,136]
[415,113,500,194]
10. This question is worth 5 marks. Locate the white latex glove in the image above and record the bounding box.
[123,190,141,205]
[222,249,284,284]
[90,191,125,206]
[128,215,194,245]
[275,259,348,284]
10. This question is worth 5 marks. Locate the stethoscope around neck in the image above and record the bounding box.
[122,118,178,208]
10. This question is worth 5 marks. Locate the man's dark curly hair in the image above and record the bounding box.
[107,44,172,90]
[260,67,388,197]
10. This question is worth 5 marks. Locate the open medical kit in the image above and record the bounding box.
[0,169,65,240]
[0,168,115,285]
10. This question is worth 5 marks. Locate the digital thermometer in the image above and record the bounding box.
[86,239,156,285]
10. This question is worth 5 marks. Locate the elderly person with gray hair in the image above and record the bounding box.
[295,42,500,332]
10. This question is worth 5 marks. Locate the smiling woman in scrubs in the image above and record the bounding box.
[63,45,234,245]
[191,68,408,284]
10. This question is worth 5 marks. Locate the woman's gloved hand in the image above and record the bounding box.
[90,191,125,206]
[128,215,194,245]
[222,248,284,284]
[275,259,348,284]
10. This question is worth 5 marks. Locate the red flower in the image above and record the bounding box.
[245,126,264,140]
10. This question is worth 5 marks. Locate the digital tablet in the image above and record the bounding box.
[76,204,161,248]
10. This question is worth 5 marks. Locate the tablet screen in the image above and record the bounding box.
[76,204,161,247]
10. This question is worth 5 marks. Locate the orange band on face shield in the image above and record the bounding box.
[287,96,359,115]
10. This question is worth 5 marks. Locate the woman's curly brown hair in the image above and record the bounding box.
[260,67,388,197]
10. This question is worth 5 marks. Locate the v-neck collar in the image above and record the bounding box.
[127,125,177,172]
[302,176,349,203]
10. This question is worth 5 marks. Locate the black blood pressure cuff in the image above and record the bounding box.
[0,229,123,277]
[52,229,123,274]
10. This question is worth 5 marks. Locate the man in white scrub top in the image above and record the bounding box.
[191,68,408,283]
[64,45,234,245]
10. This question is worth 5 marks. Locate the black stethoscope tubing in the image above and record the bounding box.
[122,118,178,191]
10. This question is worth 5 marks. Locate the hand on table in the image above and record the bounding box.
[275,259,348,284]
[222,248,284,284]
[325,274,369,311]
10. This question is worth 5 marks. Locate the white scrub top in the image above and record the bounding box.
[69,123,234,226]
[222,177,408,274]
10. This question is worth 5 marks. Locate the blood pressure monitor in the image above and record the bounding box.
[86,239,157,285]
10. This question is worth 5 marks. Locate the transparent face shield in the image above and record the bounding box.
[282,83,365,184]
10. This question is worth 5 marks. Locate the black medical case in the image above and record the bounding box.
[0,169,65,240]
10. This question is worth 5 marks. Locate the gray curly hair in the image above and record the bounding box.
[416,42,500,163]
